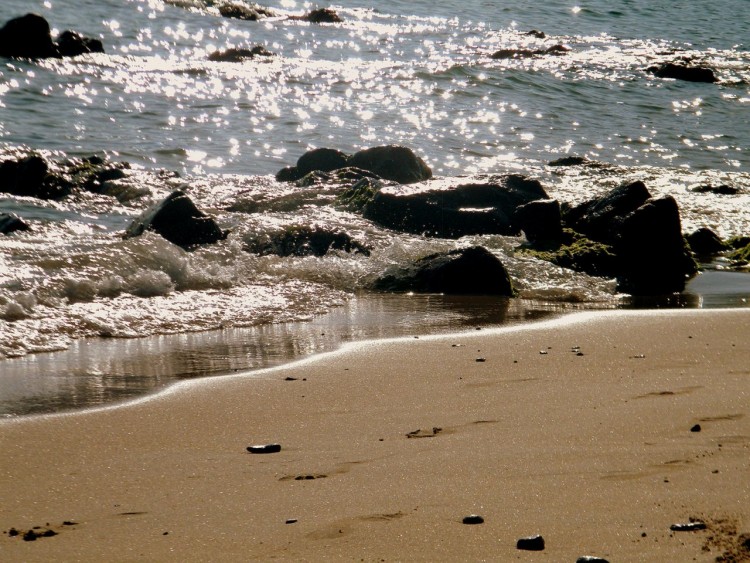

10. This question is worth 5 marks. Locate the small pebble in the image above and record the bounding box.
[690,424,701,432]
[462,514,484,525]
[475,357,486,362]
[576,557,610,563]
[539,350,548,355]
[670,521,707,531]
[286,519,298,524]
[516,534,545,551]
[247,443,282,454]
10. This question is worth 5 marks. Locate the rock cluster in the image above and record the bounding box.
[0,14,103,59]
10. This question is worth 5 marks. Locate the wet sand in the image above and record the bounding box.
[1,309,749,561]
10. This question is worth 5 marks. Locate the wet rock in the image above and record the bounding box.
[55,30,104,57]
[247,443,282,453]
[525,29,546,39]
[347,145,432,184]
[208,45,272,62]
[576,557,610,563]
[649,62,718,83]
[690,424,702,432]
[548,155,589,167]
[292,8,343,23]
[670,521,707,531]
[297,148,350,176]
[218,3,277,21]
[124,190,228,250]
[686,227,727,257]
[374,246,515,296]
[728,239,750,266]
[614,196,697,294]
[0,213,30,235]
[513,199,564,244]
[0,154,73,200]
[363,174,549,238]
[0,13,58,59]
[516,534,545,551]
[563,181,652,245]
[244,225,371,257]
[462,514,484,524]
[491,45,568,59]
[690,184,741,195]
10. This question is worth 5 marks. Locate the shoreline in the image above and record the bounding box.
[1,308,749,561]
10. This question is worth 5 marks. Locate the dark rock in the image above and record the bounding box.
[55,30,104,57]
[0,213,30,235]
[285,519,298,524]
[363,174,549,238]
[728,240,750,266]
[244,225,371,257]
[525,29,546,39]
[690,424,701,432]
[301,8,342,23]
[297,148,350,176]
[208,45,272,62]
[23,529,39,541]
[669,521,707,531]
[347,145,432,185]
[275,166,304,182]
[247,443,282,454]
[549,155,589,167]
[614,196,698,295]
[462,515,484,525]
[686,227,727,256]
[649,62,718,83]
[576,557,610,563]
[374,246,515,296]
[516,534,545,551]
[218,3,276,20]
[513,199,563,244]
[491,45,568,59]
[8,528,19,536]
[0,14,58,59]
[563,181,652,245]
[690,184,740,195]
[124,190,227,250]
[0,154,73,199]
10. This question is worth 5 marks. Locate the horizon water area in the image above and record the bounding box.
[1,0,750,417]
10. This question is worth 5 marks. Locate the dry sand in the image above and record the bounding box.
[1,309,749,562]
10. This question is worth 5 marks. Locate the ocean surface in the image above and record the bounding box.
[1,0,750,416]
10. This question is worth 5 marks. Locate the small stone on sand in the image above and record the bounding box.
[516,534,545,550]
[247,443,282,454]
[462,514,484,524]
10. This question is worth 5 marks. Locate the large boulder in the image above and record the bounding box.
[124,191,227,250]
[244,225,370,257]
[347,145,432,184]
[0,154,72,199]
[648,62,718,83]
[614,196,697,295]
[374,246,515,296]
[0,213,30,235]
[562,181,651,244]
[363,174,549,238]
[276,148,350,182]
[0,14,57,59]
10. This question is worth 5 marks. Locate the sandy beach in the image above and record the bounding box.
[1,309,749,562]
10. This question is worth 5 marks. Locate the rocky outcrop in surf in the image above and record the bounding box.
[648,62,718,83]
[244,225,370,257]
[0,13,103,59]
[374,246,516,296]
[208,45,273,62]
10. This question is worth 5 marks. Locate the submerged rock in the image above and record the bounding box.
[374,246,515,296]
[208,45,272,62]
[55,30,104,57]
[518,229,618,279]
[0,213,30,235]
[244,225,371,257]
[124,190,227,250]
[218,3,277,21]
[649,62,718,83]
[291,8,343,23]
[548,155,589,167]
[491,45,568,59]
[364,174,548,238]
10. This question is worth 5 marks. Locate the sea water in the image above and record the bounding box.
[1,0,749,415]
